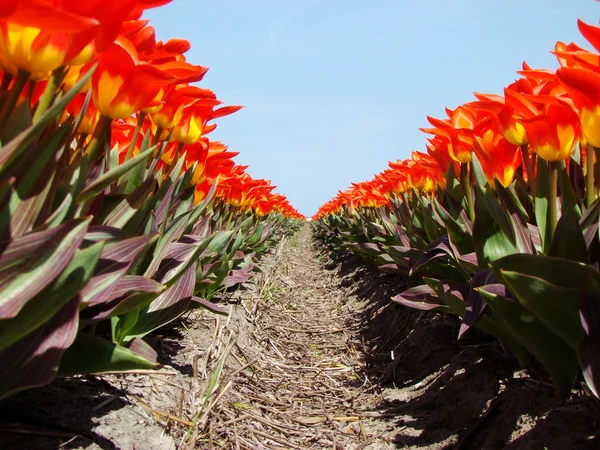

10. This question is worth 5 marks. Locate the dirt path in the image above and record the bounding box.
[1,224,598,449]
[212,224,395,449]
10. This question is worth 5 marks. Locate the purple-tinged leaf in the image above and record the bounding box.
[149,263,195,312]
[527,224,542,251]
[392,285,447,311]
[153,180,177,227]
[143,213,190,279]
[0,296,80,400]
[123,264,196,340]
[379,263,401,272]
[0,218,89,319]
[345,242,381,257]
[191,296,229,315]
[581,197,600,248]
[9,171,56,238]
[0,241,103,352]
[84,225,130,243]
[155,242,196,282]
[103,177,156,229]
[126,337,158,364]
[107,275,165,302]
[0,223,71,271]
[81,275,165,321]
[191,215,211,237]
[410,236,454,275]
[81,235,155,306]
[223,268,253,289]
[459,270,506,339]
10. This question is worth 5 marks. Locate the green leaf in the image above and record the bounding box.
[58,332,158,376]
[478,289,579,399]
[124,132,152,194]
[490,254,589,349]
[472,186,516,266]
[548,207,588,263]
[76,146,155,203]
[103,177,156,230]
[535,157,552,253]
[0,63,96,174]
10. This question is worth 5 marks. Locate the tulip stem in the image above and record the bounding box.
[33,67,66,124]
[460,162,475,222]
[166,142,185,177]
[125,112,147,161]
[586,144,595,207]
[0,70,29,133]
[520,144,535,198]
[85,114,112,163]
[152,127,164,149]
[548,161,559,241]
[1,73,12,92]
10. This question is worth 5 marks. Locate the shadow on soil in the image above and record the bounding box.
[321,247,600,450]
[0,377,126,449]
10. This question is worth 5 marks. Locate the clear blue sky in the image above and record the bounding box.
[145,1,600,217]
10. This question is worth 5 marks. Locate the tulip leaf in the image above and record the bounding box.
[122,264,196,341]
[490,253,589,349]
[80,235,155,306]
[578,276,600,399]
[535,157,552,254]
[472,185,516,266]
[0,296,80,400]
[58,332,158,376]
[478,289,579,399]
[124,132,153,194]
[103,177,156,229]
[0,218,90,319]
[0,63,96,174]
[0,241,103,352]
[76,146,155,203]
[548,207,588,263]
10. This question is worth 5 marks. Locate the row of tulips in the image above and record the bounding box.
[312,18,600,400]
[0,1,303,400]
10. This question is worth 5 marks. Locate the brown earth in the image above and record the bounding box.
[1,224,599,449]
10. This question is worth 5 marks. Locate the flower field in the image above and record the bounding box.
[2,0,600,447]
[312,18,600,400]
[0,0,302,401]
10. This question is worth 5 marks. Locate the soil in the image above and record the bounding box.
[1,224,599,449]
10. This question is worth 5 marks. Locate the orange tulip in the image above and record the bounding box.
[517,103,580,162]
[92,36,174,119]
[557,66,600,147]
[472,133,522,187]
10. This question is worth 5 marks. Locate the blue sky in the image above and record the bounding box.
[145,1,600,217]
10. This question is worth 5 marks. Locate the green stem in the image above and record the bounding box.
[125,112,146,161]
[548,160,559,242]
[586,144,595,207]
[0,70,29,132]
[85,114,112,163]
[152,126,164,148]
[32,67,66,124]
[460,162,475,222]
[521,144,535,198]
[594,146,600,199]
[0,72,12,92]
[166,141,185,177]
